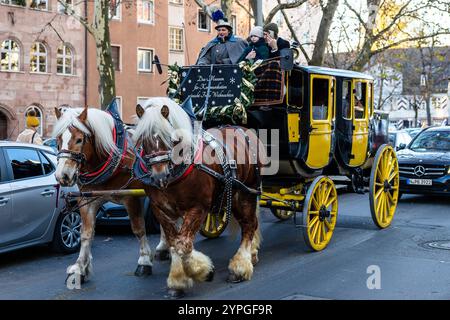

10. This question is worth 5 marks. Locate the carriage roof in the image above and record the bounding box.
[294,65,374,81]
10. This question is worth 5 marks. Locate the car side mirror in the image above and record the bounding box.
[397,143,406,150]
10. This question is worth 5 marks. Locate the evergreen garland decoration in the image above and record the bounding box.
[165,63,181,103]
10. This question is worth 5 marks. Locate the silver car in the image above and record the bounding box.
[0,141,81,254]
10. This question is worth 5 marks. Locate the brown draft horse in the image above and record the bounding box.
[133,97,262,298]
[53,105,170,287]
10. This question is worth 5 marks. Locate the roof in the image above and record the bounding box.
[0,141,55,153]
[296,65,374,80]
[423,126,450,132]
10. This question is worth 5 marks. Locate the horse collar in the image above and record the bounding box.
[78,113,127,185]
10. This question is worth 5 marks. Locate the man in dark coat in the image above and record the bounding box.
[263,23,290,58]
[197,17,247,65]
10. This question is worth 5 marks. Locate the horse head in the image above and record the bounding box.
[134,97,193,189]
[53,106,117,186]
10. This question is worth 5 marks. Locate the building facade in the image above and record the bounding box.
[0,0,86,140]
[369,47,450,128]
[86,0,251,124]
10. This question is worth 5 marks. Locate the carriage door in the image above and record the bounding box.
[306,75,335,169]
[349,80,370,166]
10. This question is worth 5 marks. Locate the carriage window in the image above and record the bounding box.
[368,83,373,116]
[311,77,329,120]
[288,70,303,108]
[354,81,367,119]
[342,80,352,119]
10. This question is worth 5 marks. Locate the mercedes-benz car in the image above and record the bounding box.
[397,127,450,196]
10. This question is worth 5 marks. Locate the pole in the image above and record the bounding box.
[447,78,450,124]
[256,0,263,26]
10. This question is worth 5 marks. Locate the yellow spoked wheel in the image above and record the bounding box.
[270,208,295,220]
[369,144,399,229]
[200,210,229,239]
[302,176,338,251]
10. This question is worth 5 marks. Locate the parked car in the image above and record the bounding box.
[397,127,450,196]
[404,127,423,140]
[0,141,80,254]
[388,130,412,150]
[43,137,159,234]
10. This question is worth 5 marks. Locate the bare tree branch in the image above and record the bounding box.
[278,2,310,63]
[236,0,255,19]
[193,0,214,19]
[264,0,307,24]
[371,31,450,56]
[57,0,94,35]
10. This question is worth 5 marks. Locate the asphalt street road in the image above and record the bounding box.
[0,193,449,300]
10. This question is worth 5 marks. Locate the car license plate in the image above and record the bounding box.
[407,179,432,186]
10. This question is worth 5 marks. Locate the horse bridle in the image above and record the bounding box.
[56,129,88,165]
[57,149,87,164]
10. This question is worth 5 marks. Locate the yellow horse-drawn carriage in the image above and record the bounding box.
[179,56,399,251]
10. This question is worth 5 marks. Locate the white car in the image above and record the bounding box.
[388,130,412,151]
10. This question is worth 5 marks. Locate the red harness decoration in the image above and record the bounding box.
[80,127,128,179]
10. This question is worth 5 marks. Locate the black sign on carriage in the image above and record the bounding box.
[180,65,243,110]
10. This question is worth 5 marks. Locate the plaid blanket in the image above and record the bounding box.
[252,60,285,106]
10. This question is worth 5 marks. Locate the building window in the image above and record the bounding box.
[57,44,73,75]
[111,45,121,71]
[30,42,47,73]
[109,2,121,20]
[137,48,153,72]
[169,0,183,4]
[198,10,210,32]
[57,0,72,14]
[0,39,20,72]
[0,0,26,6]
[169,27,183,51]
[25,106,43,136]
[138,0,154,24]
[30,0,48,10]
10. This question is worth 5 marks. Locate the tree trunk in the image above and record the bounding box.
[309,0,339,66]
[93,0,116,110]
[221,0,233,22]
[349,0,381,71]
[426,94,432,126]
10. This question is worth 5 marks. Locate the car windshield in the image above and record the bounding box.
[409,130,450,151]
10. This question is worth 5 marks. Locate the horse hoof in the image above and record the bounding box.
[205,268,215,282]
[227,273,246,283]
[166,289,185,299]
[65,273,85,288]
[156,250,170,261]
[135,265,152,277]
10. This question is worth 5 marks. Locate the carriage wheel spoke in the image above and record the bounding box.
[324,219,334,231]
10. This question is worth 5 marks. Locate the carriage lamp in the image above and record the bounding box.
[447,166,450,174]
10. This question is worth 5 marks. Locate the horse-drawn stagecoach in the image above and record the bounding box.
[54,49,399,297]
[179,52,399,251]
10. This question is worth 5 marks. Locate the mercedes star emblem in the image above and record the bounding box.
[414,165,426,177]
